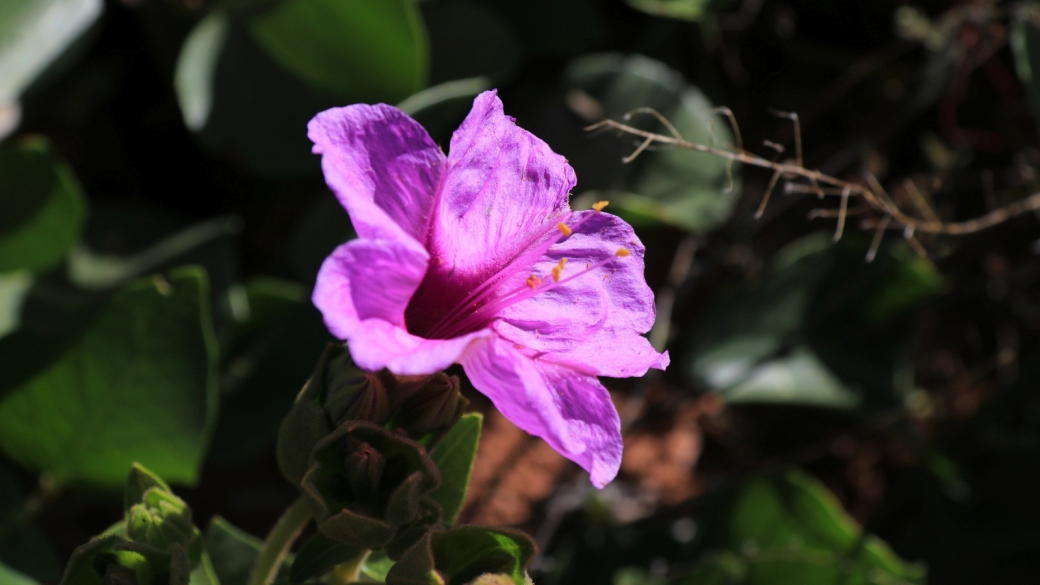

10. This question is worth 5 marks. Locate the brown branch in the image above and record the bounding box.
[585,116,1040,237]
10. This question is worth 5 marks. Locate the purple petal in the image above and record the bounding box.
[309,104,445,244]
[312,238,428,339]
[313,239,491,375]
[429,90,576,279]
[460,336,623,488]
[494,211,670,378]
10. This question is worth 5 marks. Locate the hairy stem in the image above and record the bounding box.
[246,495,312,585]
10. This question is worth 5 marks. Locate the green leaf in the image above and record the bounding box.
[624,0,735,21]
[686,233,941,409]
[428,413,483,525]
[565,53,740,233]
[205,517,288,585]
[0,561,39,585]
[0,0,102,105]
[0,137,87,274]
[359,550,394,582]
[207,277,331,466]
[0,463,61,581]
[288,533,361,584]
[726,469,926,584]
[0,270,33,338]
[433,526,536,585]
[0,267,219,487]
[1013,4,1040,132]
[248,0,427,99]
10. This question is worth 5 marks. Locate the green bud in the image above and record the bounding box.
[125,488,196,553]
[397,374,468,443]
[278,343,391,486]
[301,421,441,549]
[323,349,391,424]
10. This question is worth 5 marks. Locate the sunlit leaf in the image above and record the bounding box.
[0,0,102,105]
[429,413,483,525]
[0,267,218,487]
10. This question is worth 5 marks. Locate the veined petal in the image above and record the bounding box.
[429,90,576,280]
[309,104,445,244]
[313,238,428,339]
[495,211,670,378]
[460,336,623,488]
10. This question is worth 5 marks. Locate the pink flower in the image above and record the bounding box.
[309,90,669,487]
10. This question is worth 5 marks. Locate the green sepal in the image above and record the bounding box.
[396,374,468,446]
[301,420,440,549]
[59,535,191,585]
[386,526,537,585]
[124,463,172,515]
[277,343,390,486]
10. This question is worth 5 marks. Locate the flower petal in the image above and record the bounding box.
[313,238,428,339]
[460,336,623,488]
[430,90,576,278]
[309,104,445,244]
[494,211,670,378]
[314,238,490,375]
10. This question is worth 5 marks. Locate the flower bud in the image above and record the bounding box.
[397,374,467,443]
[278,343,391,485]
[125,488,196,553]
[301,421,441,549]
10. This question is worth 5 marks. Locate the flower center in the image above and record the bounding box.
[403,202,629,341]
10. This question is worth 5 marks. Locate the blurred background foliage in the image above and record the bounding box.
[1,0,1039,584]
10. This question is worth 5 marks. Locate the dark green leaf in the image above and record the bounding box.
[0,267,219,486]
[726,469,925,584]
[248,0,427,99]
[428,413,482,525]
[471,0,606,57]
[0,463,61,581]
[288,533,361,584]
[208,277,331,466]
[0,137,87,274]
[422,0,521,86]
[205,516,289,585]
[565,53,740,233]
[686,233,941,409]
[1013,4,1040,132]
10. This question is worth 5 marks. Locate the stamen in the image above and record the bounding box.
[526,275,541,288]
[557,222,572,237]
[592,200,609,211]
[551,258,567,282]
[616,247,631,257]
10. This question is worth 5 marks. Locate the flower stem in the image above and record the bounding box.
[329,549,371,585]
[246,495,312,585]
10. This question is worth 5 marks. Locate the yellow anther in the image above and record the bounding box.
[557,222,572,237]
[616,247,631,257]
[552,258,567,282]
[592,200,609,211]
[526,275,542,288]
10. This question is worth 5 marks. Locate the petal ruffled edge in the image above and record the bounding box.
[460,335,623,488]
[309,104,445,245]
